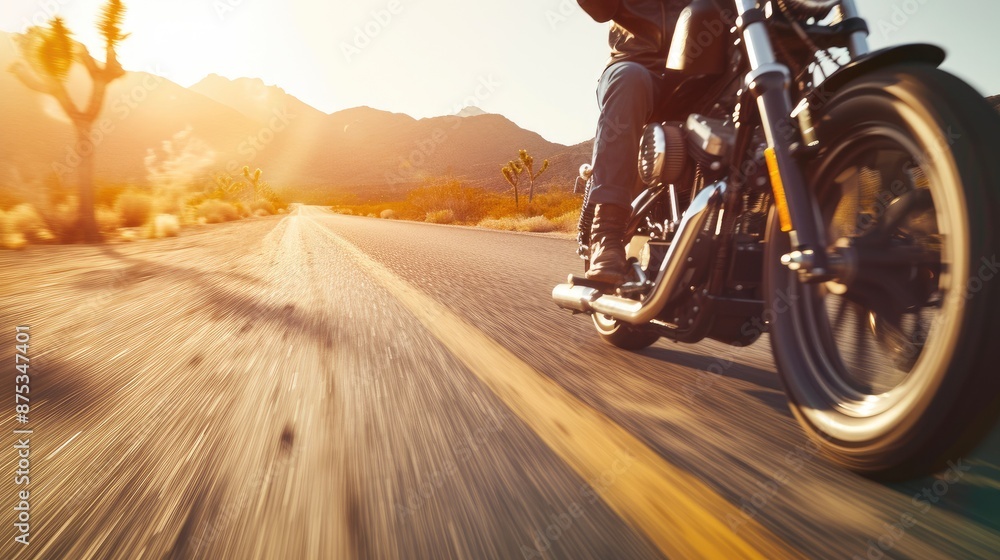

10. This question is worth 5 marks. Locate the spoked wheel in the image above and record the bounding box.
[765,65,1000,478]
[585,239,661,351]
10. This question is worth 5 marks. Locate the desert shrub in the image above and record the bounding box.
[482,196,519,219]
[250,200,276,215]
[1,232,27,250]
[95,184,128,209]
[477,215,561,233]
[177,204,200,226]
[477,217,518,231]
[425,209,455,224]
[515,215,557,233]
[380,209,397,219]
[0,205,40,248]
[3,204,50,243]
[148,214,180,238]
[551,210,581,232]
[186,193,208,208]
[530,191,583,218]
[406,180,490,222]
[116,192,153,227]
[0,209,25,249]
[47,197,79,241]
[196,199,239,224]
[96,206,121,232]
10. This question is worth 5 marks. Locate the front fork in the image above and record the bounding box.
[733,0,870,279]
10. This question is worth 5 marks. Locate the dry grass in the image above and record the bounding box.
[0,204,57,249]
[1,204,51,241]
[380,209,397,220]
[425,209,455,224]
[196,199,240,224]
[1,233,27,250]
[476,217,518,231]
[0,172,294,248]
[551,210,581,232]
[49,198,80,240]
[477,210,579,234]
[478,216,551,232]
[331,180,583,234]
[96,206,121,232]
[250,200,276,215]
[148,214,181,238]
[518,216,559,233]
[116,192,153,227]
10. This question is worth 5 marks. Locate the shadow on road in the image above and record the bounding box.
[93,246,338,352]
[638,345,788,414]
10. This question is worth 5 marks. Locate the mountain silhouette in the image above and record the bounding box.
[0,31,587,199]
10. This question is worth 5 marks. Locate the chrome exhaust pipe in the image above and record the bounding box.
[552,181,726,324]
[551,284,601,313]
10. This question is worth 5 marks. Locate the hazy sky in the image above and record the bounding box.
[2,1,998,145]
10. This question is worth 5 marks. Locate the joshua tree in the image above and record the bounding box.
[501,149,549,208]
[8,1,129,243]
[520,149,549,204]
[242,166,267,203]
[214,174,246,201]
[501,159,523,209]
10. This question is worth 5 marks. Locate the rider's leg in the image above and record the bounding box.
[586,61,658,285]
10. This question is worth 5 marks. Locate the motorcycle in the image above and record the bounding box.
[553,0,1000,479]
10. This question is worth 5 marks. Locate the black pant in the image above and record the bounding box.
[589,61,670,208]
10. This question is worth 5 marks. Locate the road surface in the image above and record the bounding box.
[0,206,998,559]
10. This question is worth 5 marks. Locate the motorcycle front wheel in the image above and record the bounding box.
[764,64,1000,479]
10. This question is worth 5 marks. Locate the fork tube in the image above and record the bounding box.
[733,0,828,272]
[839,0,870,57]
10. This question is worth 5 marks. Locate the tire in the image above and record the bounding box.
[584,227,661,351]
[592,312,661,351]
[764,64,1000,479]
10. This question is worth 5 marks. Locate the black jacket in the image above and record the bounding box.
[578,0,690,71]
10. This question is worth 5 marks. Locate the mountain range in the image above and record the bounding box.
[0,30,592,201]
[4,27,997,204]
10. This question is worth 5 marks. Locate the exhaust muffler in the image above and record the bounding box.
[552,181,726,324]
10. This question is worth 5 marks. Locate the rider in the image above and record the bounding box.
[578,0,689,285]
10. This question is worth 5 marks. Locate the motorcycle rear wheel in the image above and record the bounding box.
[592,312,661,351]
[584,234,661,351]
[764,65,1000,479]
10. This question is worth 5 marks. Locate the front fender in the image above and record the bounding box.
[806,43,946,109]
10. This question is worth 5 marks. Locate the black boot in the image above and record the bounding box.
[585,203,630,286]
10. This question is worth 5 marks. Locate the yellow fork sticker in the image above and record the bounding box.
[765,147,794,233]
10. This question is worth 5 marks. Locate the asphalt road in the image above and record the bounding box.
[0,205,998,559]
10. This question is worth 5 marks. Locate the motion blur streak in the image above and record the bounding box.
[302,208,802,559]
[2,205,997,559]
